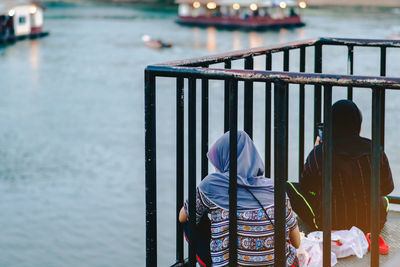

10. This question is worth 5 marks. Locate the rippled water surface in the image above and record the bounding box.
[0,3,400,266]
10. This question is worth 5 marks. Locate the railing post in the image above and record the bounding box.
[244,56,254,138]
[322,85,333,267]
[283,50,289,72]
[176,77,184,263]
[314,44,322,141]
[201,71,209,180]
[283,50,290,164]
[380,47,386,149]
[188,78,197,267]
[228,79,238,266]
[299,47,306,180]
[145,70,157,267]
[371,87,383,267]
[347,45,354,100]
[265,52,272,177]
[224,61,232,133]
[274,82,288,267]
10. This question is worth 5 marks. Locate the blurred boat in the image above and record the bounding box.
[142,34,172,49]
[0,0,49,44]
[176,0,306,30]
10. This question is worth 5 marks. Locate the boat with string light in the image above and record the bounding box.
[176,0,306,30]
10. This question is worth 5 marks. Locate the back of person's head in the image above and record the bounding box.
[200,131,274,211]
[332,100,362,138]
[207,130,264,178]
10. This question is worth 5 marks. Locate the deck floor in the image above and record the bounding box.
[298,210,400,266]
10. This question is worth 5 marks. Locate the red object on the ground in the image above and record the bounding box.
[332,240,343,246]
[366,233,390,255]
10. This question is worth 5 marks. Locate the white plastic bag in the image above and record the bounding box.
[331,226,368,258]
[297,226,368,267]
[296,245,310,267]
[297,232,337,267]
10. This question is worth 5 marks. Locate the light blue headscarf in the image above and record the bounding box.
[199,130,279,211]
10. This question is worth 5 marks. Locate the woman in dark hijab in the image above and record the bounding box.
[287,100,394,233]
[180,131,300,267]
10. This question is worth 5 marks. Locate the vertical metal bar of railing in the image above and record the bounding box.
[322,85,333,267]
[299,47,306,180]
[228,79,238,266]
[371,87,383,267]
[347,45,354,100]
[244,56,254,138]
[145,70,157,267]
[265,53,272,177]
[380,47,386,149]
[314,44,322,141]
[224,61,232,133]
[224,60,232,133]
[176,77,184,263]
[188,78,197,267]
[201,72,209,180]
[274,81,288,266]
[283,50,289,71]
[283,50,290,168]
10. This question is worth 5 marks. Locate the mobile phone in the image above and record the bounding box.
[317,123,324,141]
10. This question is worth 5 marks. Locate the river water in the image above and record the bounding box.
[0,3,399,266]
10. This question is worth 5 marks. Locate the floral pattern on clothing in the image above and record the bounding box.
[185,188,298,267]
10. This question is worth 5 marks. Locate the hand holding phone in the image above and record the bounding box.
[316,123,324,146]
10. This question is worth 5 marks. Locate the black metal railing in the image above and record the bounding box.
[145,37,400,267]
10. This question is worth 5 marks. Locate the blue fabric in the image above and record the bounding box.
[199,130,281,210]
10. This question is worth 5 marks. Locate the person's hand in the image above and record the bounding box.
[179,206,188,223]
[314,136,321,147]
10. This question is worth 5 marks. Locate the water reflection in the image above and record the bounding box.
[191,26,308,52]
[192,27,202,50]
[206,26,216,52]
[278,28,288,43]
[232,31,242,51]
[29,40,40,87]
[298,27,306,40]
[249,31,263,48]
[29,40,39,71]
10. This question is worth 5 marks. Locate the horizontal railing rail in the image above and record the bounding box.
[158,38,319,67]
[158,37,400,67]
[146,66,400,89]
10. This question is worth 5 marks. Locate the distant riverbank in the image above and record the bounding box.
[307,0,400,7]
[37,0,400,8]
[38,0,179,11]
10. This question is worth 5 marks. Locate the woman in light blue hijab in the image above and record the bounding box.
[180,131,300,267]
[200,130,274,210]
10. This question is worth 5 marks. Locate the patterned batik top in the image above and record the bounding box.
[185,188,298,267]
